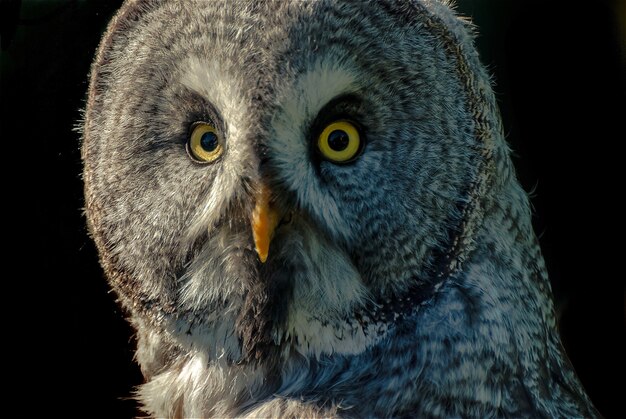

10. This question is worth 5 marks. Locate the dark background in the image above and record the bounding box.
[1,0,623,417]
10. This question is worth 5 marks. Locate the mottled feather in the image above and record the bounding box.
[82,0,598,417]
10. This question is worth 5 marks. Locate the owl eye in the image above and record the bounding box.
[187,122,223,163]
[317,120,362,163]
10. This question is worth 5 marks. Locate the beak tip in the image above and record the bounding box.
[251,183,283,264]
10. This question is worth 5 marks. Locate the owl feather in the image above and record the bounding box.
[82,0,598,417]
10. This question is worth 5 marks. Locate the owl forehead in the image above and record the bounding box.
[181,55,359,144]
[177,2,393,110]
[173,0,447,141]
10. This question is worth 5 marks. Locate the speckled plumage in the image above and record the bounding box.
[82,0,598,417]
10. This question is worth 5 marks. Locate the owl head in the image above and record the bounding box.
[82,1,596,416]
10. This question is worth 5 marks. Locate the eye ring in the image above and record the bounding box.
[187,122,223,163]
[317,120,362,164]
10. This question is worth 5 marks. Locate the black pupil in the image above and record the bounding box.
[200,132,218,152]
[327,130,350,151]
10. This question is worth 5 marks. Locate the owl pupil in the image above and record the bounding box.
[328,130,349,151]
[200,132,218,151]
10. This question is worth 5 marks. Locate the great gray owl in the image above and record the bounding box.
[81,0,598,417]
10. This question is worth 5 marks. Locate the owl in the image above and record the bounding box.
[82,0,598,417]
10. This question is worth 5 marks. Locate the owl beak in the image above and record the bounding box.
[251,184,281,263]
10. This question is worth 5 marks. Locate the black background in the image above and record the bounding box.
[1,1,623,417]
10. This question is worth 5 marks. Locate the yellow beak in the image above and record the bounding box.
[251,184,281,263]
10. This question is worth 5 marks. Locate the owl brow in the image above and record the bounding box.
[308,93,365,135]
[178,88,226,136]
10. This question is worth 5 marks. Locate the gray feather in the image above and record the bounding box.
[82,0,598,417]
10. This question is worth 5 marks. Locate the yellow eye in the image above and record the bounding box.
[187,123,223,163]
[317,120,361,163]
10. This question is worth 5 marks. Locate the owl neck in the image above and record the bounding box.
[388,172,597,417]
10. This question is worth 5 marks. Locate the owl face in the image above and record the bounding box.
[84,0,482,360]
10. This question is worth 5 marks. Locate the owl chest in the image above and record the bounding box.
[209,344,520,418]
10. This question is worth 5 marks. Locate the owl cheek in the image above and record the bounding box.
[303,172,367,244]
[309,203,358,249]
